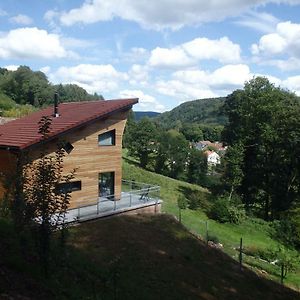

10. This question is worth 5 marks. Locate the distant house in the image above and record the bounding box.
[195,140,227,155]
[204,150,221,166]
[0,99,138,212]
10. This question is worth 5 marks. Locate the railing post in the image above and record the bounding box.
[97,201,99,215]
[78,207,80,220]
[114,198,116,211]
[130,193,132,207]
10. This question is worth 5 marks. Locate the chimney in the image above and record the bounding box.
[53,93,59,117]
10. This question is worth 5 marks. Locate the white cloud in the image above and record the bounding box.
[50,64,127,94]
[128,64,149,86]
[9,14,33,25]
[182,37,241,64]
[252,21,300,58]
[120,89,165,112]
[148,36,241,69]
[51,0,300,30]
[282,75,300,95]
[40,66,51,74]
[234,11,279,33]
[4,65,19,71]
[149,47,193,68]
[0,27,71,59]
[155,64,251,100]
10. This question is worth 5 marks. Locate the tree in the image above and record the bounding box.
[127,117,158,168]
[222,142,244,201]
[180,123,203,142]
[222,77,300,219]
[22,116,75,273]
[187,148,207,185]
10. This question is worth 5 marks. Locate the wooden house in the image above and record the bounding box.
[0,98,138,210]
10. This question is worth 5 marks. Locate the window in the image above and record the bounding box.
[56,181,81,194]
[98,130,116,146]
[61,141,74,154]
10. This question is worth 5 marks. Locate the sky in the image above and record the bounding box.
[1,0,300,112]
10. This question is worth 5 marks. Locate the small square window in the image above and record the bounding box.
[98,130,116,146]
[62,142,74,154]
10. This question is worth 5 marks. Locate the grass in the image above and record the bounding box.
[3,214,298,299]
[122,157,300,290]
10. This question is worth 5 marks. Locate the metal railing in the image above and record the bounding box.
[71,180,160,221]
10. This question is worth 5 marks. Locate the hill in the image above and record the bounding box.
[1,159,299,299]
[133,111,160,121]
[156,97,227,128]
[1,214,299,300]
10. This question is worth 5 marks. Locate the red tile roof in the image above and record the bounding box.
[0,98,138,150]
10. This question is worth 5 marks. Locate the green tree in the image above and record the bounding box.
[222,142,244,201]
[222,77,300,219]
[22,116,75,273]
[187,148,207,185]
[127,117,157,168]
[180,123,203,142]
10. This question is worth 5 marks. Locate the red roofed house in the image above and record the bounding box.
[0,98,156,220]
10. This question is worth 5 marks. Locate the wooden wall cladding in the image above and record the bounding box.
[28,110,129,209]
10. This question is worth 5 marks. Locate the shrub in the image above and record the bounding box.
[208,196,246,224]
[186,190,210,211]
[209,198,230,223]
[272,211,300,249]
[243,245,277,262]
[228,205,246,224]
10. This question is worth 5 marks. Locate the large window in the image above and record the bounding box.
[99,172,115,198]
[56,181,82,194]
[98,130,116,146]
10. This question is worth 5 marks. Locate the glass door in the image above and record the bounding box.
[99,172,115,198]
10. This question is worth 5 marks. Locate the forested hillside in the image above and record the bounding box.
[0,66,103,117]
[156,97,226,128]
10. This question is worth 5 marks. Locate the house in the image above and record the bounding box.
[204,150,221,166]
[0,98,161,221]
[195,140,227,156]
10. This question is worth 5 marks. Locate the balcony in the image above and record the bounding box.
[65,180,162,223]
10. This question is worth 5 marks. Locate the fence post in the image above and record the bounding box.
[129,193,132,207]
[206,221,209,245]
[239,237,243,271]
[281,264,284,285]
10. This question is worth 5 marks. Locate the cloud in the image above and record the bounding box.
[49,0,300,30]
[252,21,300,58]
[119,89,165,112]
[234,11,279,33]
[156,64,251,100]
[50,64,127,94]
[128,64,149,86]
[148,36,241,69]
[9,14,33,25]
[4,65,19,71]
[282,75,300,95]
[182,37,241,64]
[0,27,71,59]
[149,47,193,69]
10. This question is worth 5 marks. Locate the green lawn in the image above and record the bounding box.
[122,158,300,290]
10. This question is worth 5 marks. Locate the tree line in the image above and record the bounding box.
[0,66,103,116]
[124,77,300,248]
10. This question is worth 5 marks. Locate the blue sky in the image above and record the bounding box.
[1,0,300,112]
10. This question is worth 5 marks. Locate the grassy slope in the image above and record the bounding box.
[0,160,299,299]
[123,159,300,289]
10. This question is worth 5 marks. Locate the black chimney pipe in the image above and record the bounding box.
[54,93,59,117]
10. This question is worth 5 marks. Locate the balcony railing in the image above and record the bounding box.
[65,180,161,223]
